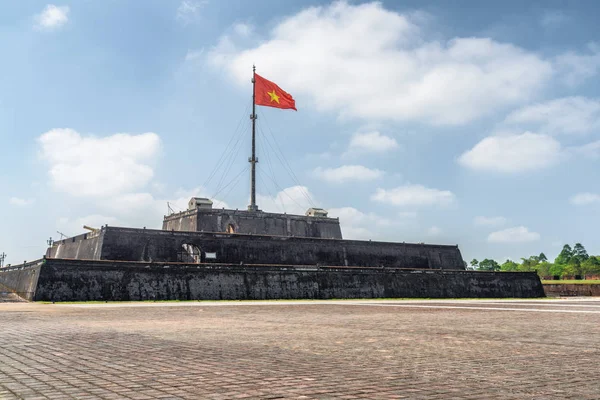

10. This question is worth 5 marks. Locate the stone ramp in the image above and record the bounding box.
[0,283,27,303]
[0,261,43,301]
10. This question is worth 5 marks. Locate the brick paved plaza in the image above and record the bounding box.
[1,299,599,399]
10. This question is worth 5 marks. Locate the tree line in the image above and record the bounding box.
[470,243,600,278]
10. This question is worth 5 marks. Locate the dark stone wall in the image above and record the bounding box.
[163,209,343,239]
[0,261,42,301]
[32,259,545,301]
[98,227,465,270]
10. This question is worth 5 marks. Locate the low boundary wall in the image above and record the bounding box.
[543,284,600,297]
[0,258,547,301]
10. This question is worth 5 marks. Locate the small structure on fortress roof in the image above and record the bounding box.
[188,197,213,210]
[305,208,328,217]
[0,66,545,302]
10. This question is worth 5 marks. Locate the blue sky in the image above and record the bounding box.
[1,0,600,266]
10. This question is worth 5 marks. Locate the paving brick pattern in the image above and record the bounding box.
[0,299,599,399]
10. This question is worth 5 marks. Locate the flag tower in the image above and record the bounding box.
[247,66,297,212]
[248,65,258,212]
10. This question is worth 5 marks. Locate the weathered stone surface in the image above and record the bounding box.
[47,226,466,269]
[0,261,42,301]
[163,208,344,239]
[0,259,546,301]
[48,230,103,260]
[544,283,600,296]
[0,283,27,302]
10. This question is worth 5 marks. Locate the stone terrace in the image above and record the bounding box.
[0,299,599,399]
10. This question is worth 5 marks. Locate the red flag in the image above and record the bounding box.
[254,73,297,111]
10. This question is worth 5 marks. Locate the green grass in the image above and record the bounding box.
[542,280,600,285]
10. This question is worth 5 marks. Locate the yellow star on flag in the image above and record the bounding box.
[267,90,280,104]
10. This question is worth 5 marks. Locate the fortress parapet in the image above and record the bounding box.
[46,226,465,270]
[163,198,343,239]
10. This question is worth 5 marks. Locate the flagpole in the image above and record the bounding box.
[248,65,258,212]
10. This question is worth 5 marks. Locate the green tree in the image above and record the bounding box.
[520,256,539,271]
[470,259,479,269]
[554,244,573,266]
[581,257,600,275]
[538,252,548,262]
[500,260,519,271]
[535,261,553,278]
[573,243,589,263]
[563,261,581,277]
[549,263,564,277]
[479,259,500,271]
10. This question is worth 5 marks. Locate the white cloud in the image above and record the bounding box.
[570,192,600,206]
[256,185,315,215]
[185,48,205,61]
[328,206,390,240]
[176,0,207,24]
[314,165,384,183]
[105,187,229,228]
[398,211,418,219]
[36,128,231,234]
[569,140,600,159]
[98,193,165,227]
[208,1,552,125]
[34,4,69,31]
[9,197,35,207]
[57,215,119,237]
[427,226,442,236]
[233,22,253,37]
[474,216,507,227]
[56,187,229,235]
[555,43,600,86]
[505,97,600,135]
[255,187,392,240]
[256,187,414,240]
[38,128,160,197]
[488,226,540,243]
[458,132,563,173]
[346,131,399,155]
[371,184,455,207]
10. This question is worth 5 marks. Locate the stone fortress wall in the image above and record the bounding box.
[0,259,545,302]
[46,226,466,270]
[162,208,343,239]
